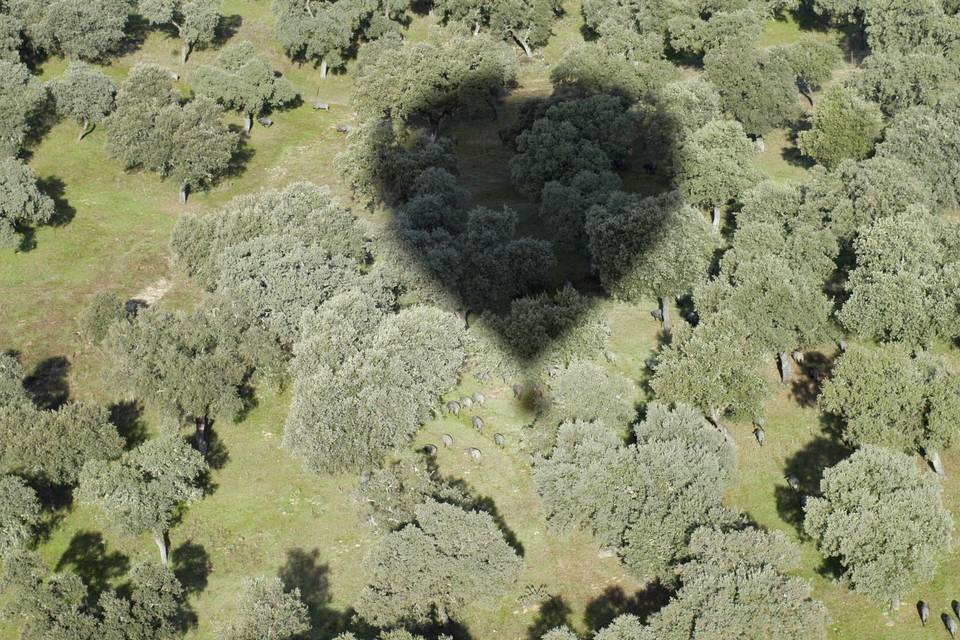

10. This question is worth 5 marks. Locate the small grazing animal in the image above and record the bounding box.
[460,395,473,408]
[441,434,453,448]
[753,426,765,447]
[918,601,929,626]
[471,415,484,431]
[943,613,957,638]
[467,447,482,463]
[473,392,485,405]
[786,474,800,491]
[494,432,505,447]
[422,444,437,455]
[446,401,461,416]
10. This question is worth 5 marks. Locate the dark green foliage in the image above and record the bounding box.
[820,344,960,457]
[138,0,220,62]
[838,208,960,345]
[13,0,129,60]
[534,406,738,582]
[354,500,522,627]
[49,62,117,140]
[284,306,465,473]
[549,42,674,102]
[586,190,717,306]
[704,46,800,135]
[852,50,958,115]
[0,352,27,407]
[668,7,763,57]
[647,527,829,640]
[78,291,127,345]
[0,156,54,247]
[0,14,23,62]
[780,37,841,95]
[0,60,46,155]
[217,576,310,640]
[357,451,473,531]
[191,40,297,133]
[0,474,39,557]
[804,446,953,606]
[539,170,621,247]
[861,0,957,53]
[488,0,561,57]
[797,84,884,169]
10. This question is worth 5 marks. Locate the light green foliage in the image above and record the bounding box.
[797,85,884,169]
[675,119,761,213]
[488,0,561,56]
[138,0,220,61]
[284,306,466,473]
[704,46,799,135]
[217,576,310,640]
[78,291,127,344]
[76,435,206,543]
[820,344,960,453]
[105,64,238,198]
[0,474,39,557]
[876,98,960,209]
[781,37,840,94]
[804,446,954,606]
[357,451,473,531]
[0,156,54,247]
[0,352,27,407]
[651,311,768,422]
[14,0,129,60]
[862,0,957,53]
[586,190,717,304]
[191,40,297,132]
[549,42,674,102]
[593,615,656,640]
[355,500,523,627]
[49,62,117,140]
[648,527,829,640]
[98,562,186,638]
[0,14,23,61]
[534,409,738,582]
[540,360,635,432]
[852,50,957,115]
[838,208,960,345]
[668,8,763,56]
[354,33,517,134]
[657,77,722,138]
[0,60,45,155]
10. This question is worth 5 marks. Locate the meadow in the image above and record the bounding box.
[2,3,958,639]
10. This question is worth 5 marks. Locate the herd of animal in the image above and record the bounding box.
[920,599,960,636]
[425,391,505,464]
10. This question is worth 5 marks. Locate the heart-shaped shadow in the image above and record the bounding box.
[355,85,690,367]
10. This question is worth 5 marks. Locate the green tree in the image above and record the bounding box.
[106,306,252,454]
[820,345,960,474]
[804,446,954,609]
[656,76,722,138]
[668,8,763,58]
[99,562,186,637]
[355,500,522,627]
[0,475,39,557]
[549,42,673,103]
[648,527,829,640]
[651,311,768,424]
[797,84,884,169]
[675,119,761,231]
[49,61,117,141]
[15,0,130,60]
[862,0,955,53]
[78,291,127,345]
[272,0,375,78]
[76,435,207,564]
[0,60,46,155]
[852,50,957,115]
[0,156,54,248]
[217,576,310,640]
[488,0,561,57]
[838,208,959,345]
[586,190,717,329]
[704,46,799,141]
[284,306,466,473]
[138,0,220,63]
[781,36,840,101]
[540,361,635,432]
[539,170,621,248]
[191,40,297,133]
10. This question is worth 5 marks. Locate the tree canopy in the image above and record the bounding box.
[0,60,46,155]
[138,0,220,62]
[797,84,884,169]
[0,475,39,557]
[49,61,117,141]
[0,157,54,247]
[217,576,310,640]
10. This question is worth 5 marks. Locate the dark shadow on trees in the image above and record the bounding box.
[583,582,672,631]
[213,14,243,47]
[526,595,572,640]
[37,176,76,226]
[171,539,211,596]
[23,356,70,409]
[789,350,834,407]
[55,530,130,601]
[775,427,852,536]
[109,400,149,450]
[279,548,350,639]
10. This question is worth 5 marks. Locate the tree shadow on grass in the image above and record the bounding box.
[527,595,572,640]
[171,539,212,596]
[789,349,835,408]
[109,400,150,450]
[583,583,672,632]
[279,548,350,639]
[23,355,70,410]
[472,494,525,557]
[213,14,243,47]
[55,530,129,601]
[37,176,76,227]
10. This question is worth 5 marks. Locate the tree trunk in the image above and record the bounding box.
[319,59,328,79]
[754,135,765,152]
[154,531,169,565]
[78,118,90,141]
[473,22,481,35]
[890,596,901,611]
[195,416,208,457]
[928,449,946,477]
[659,296,670,332]
[244,112,253,133]
[711,205,721,231]
[513,33,533,58]
[180,41,191,64]
[179,183,188,204]
[779,351,792,383]
[709,407,722,427]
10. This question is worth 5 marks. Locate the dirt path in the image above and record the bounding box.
[130,277,173,307]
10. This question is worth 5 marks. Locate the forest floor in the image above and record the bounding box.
[1,3,958,639]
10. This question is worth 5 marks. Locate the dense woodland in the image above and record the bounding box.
[2,0,960,638]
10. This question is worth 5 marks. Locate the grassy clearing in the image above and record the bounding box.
[2,6,958,640]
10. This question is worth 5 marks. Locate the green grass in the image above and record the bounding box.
[2,6,958,640]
